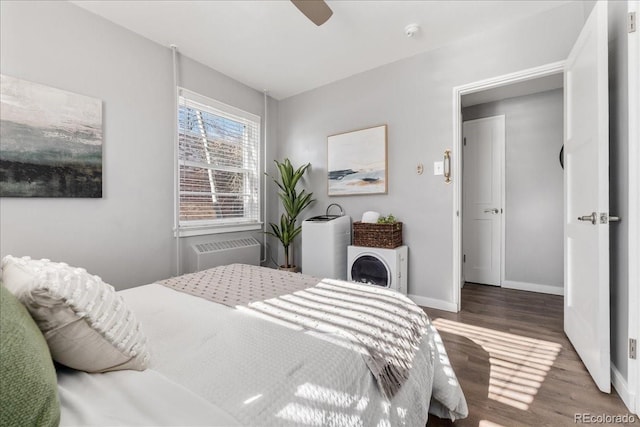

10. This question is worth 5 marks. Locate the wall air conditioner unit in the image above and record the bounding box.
[186,237,260,273]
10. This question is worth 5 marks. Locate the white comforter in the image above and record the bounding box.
[59,283,467,426]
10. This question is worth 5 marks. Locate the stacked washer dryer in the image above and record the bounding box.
[347,245,408,295]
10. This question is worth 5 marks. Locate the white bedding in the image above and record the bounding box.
[59,283,467,426]
[58,367,240,426]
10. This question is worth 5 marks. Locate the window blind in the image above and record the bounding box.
[177,89,260,231]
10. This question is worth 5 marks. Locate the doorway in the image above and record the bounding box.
[452,61,565,309]
[461,83,565,294]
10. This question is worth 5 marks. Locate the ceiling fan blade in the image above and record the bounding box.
[291,0,333,26]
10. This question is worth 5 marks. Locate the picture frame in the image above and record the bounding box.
[327,124,387,196]
[0,74,103,198]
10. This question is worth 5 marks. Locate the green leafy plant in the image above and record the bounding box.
[377,214,397,224]
[266,159,315,268]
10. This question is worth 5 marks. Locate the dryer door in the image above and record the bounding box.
[350,255,391,287]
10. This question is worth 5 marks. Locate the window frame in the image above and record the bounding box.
[175,88,262,237]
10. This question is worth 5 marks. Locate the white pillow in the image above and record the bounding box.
[0,255,150,373]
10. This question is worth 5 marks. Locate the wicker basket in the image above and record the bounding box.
[353,221,403,249]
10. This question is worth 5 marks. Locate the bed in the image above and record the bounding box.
[1,258,467,426]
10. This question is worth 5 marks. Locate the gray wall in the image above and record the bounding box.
[0,0,632,392]
[463,89,564,289]
[0,1,269,289]
[277,2,585,303]
[608,0,630,381]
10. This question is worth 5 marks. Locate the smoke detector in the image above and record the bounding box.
[405,24,420,38]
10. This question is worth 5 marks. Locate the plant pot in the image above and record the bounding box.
[278,265,299,273]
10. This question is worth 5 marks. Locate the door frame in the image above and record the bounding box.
[461,115,506,288]
[451,60,565,312]
[628,0,639,415]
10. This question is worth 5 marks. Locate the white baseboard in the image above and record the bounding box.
[611,363,637,414]
[502,280,564,296]
[409,294,458,312]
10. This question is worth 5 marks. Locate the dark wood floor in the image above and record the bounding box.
[424,283,638,427]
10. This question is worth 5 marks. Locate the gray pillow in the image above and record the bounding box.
[0,283,60,427]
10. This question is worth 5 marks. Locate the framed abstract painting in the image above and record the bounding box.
[327,124,387,196]
[0,75,102,198]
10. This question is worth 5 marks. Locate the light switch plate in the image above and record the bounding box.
[434,161,444,175]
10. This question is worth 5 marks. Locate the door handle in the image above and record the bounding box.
[443,149,451,184]
[578,212,598,225]
[578,212,621,224]
[600,213,620,223]
[483,208,499,214]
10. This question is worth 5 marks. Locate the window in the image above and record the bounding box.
[177,89,261,235]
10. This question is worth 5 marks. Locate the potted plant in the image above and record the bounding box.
[266,158,315,271]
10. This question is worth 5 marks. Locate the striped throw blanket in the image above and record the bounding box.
[243,278,429,399]
[158,265,429,399]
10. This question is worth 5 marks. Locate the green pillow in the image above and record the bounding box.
[0,284,60,427]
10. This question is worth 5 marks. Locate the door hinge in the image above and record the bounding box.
[463,254,466,263]
[463,137,467,146]
[630,12,636,33]
[630,338,637,359]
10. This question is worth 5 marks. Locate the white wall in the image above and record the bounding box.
[0,1,268,289]
[462,89,564,289]
[277,2,585,305]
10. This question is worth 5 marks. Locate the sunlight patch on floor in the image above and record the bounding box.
[432,318,562,411]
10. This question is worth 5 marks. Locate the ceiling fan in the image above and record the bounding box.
[291,0,333,26]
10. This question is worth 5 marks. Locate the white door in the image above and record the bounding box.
[463,116,505,286]
[564,1,610,393]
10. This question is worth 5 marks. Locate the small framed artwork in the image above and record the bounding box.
[0,74,103,198]
[327,124,387,196]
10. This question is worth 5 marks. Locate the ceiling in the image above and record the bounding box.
[72,0,573,100]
